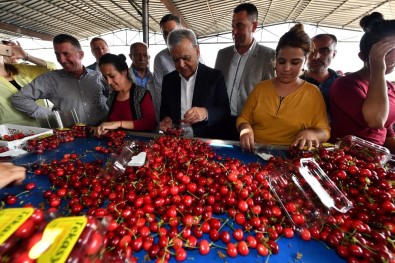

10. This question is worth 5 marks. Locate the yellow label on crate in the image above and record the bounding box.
[0,207,34,244]
[36,216,87,263]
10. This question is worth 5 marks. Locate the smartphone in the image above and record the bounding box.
[0,44,12,57]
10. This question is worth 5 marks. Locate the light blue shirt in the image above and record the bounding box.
[132,67,149,88]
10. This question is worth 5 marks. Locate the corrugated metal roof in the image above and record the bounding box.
[0,0,394,41]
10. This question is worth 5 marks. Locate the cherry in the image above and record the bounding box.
[237,241,249,256]
[14,218,36,238]
[232,228,244,241]
[3,194,17,205]
[283,227,295,238]
[256,243,269,256]
[227,243,237,258]
[198,239,210,255]
[85,231,104,255]
[175,247,187,262]
[24,182,36,191]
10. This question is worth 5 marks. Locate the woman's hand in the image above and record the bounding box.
[8,41,28,61]
[0,163,26,189]
[159,117,173,132]
[95,121,121,136]
[292,129,323,150]
[369,39,395,73]
[238,123,255,152]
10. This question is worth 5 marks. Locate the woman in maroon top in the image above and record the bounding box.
[329,12,395,152]
[94,53,156,136]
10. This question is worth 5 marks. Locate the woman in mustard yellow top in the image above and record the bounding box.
[237,24,330,151]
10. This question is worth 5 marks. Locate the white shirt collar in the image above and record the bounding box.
[233,38,257,55]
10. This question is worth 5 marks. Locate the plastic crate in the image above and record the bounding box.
[0,124,53,150]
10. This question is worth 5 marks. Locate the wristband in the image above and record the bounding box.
[23,53,29,62]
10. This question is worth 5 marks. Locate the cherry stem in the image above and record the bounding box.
[209,242,226,250]
[217,218,229,232]
[187,190,200,200]
[15,190,30,197]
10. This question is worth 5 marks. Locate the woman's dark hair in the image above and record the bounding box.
[99,53,129,73]
[275,23,311,56]
[4,63,18,77]
[359,12,395,59]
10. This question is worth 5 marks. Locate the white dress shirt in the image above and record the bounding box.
[227,39,257,116]
[180,65,198,136]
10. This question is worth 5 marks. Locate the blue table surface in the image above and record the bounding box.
[0,134,345,263]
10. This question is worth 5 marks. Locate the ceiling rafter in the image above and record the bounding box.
[292,0,314,22]
[160,0,191,29]
[38,1,112,37]
[199,1,233,36]
[316,0,353,24]
[205,0,217,34]
[65,0,134,30]
[0,7,77,38]
[56,0,129,32]
[0,21,53,40]
[95,0,142,29]
[2,0,395,42]
[126,0,160,32]
[286,0,310,21]
[344,0,389,28]
[262,0,275,25]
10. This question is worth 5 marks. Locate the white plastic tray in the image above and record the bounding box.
[0,124,53,150]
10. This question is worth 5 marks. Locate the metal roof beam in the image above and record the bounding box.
[0,22,53,41]
[344,1,389,28]
[160,0,190,29]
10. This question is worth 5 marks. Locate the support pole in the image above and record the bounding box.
[142,0,149,45]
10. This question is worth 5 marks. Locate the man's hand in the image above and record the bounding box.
[182,107,208,124]
[0,163,26,189]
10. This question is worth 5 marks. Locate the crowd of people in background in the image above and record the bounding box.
[0,3,395,186]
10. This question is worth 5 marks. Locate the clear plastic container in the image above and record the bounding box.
[335,135,391,165]
[255,145,288,160]
[26,134,60,154]
[72,123,89,138]
[267,158,352,229]
[101,140,146,177]
[163,123,192,137]
[55,128,74,143]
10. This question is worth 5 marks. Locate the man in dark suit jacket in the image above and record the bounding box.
[159,29,230,139]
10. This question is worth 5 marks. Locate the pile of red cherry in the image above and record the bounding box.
[25,134,60,154]
[2,134,395,263]
[1,132,30,141]
[0,209,108,262]
[164,127,185,137]
[0,146,9,153]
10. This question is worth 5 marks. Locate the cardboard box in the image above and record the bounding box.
[0,124,53,149]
